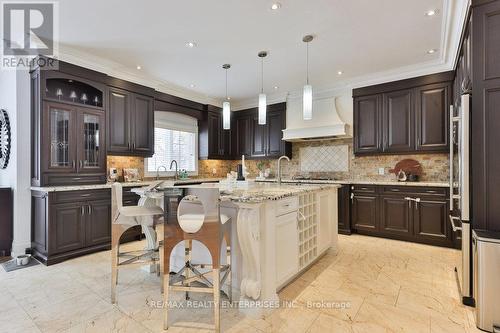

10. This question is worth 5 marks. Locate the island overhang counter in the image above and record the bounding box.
[157,182,340,304]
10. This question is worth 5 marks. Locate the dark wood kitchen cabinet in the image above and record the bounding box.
[233,102,291,160]
[354,94,382,154]
[413,197,449,246]
[251,115,267,157]
[471,0,500,232]
[349,185,453,248]
[382,89,414,153]
[0,188,13,257]
[199,106,232,160]
[31,189,113,265]
[351,189,378,232]
[415,83,450,152]
[337,185,352,235]
[30,64,108,187]
[235,113,252,157]
[380,195,412,236]
[353,72,453,155]
[107,87,154,157]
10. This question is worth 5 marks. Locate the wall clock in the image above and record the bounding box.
[0,109,11,169]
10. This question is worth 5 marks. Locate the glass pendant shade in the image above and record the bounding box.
[258,93,267,125]
[222,101,231,130]
[303,84,313,120]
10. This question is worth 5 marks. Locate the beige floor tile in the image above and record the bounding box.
[353,300,430,333]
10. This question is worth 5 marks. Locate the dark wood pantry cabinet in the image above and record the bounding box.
[199,105,233,160]
[353,72,453,155]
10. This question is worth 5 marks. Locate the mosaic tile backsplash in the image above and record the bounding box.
[108,138,449,182]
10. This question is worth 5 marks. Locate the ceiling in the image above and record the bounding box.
[57,0,466,108]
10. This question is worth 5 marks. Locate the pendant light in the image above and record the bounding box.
[258,51,268,125]
[302,35,314,120]
[222,64,231,130]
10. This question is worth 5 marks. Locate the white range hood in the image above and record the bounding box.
[282,96,351,142]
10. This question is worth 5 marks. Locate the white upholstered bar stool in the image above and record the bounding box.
[110,182,164,304]
[162,188,232,333]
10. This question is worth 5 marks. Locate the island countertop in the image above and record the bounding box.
[158,181,340,204]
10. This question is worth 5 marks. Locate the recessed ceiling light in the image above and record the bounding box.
[271,3,281,10]
[337,71,343,75]
[427,49,437,54]
[425,9,437,16]
[136,65,142,70]
[273,86,279,90]
[185,41,197,48]
[227,97,231,100]
[189,83,196,88]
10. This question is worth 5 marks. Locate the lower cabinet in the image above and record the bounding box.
[32,187,143,265]
[380,196,412,236]
[352,194,378,232]
[275,211,299,287]
[413,197,450,246]
[350,185,453,248]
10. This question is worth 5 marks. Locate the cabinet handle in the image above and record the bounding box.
[390,188,400,192]
[426,190,437,193]
[88,205,92,215]
[128,142,131,150]
[72,160,76,169]
[133,142,136,150]
[80,194,91,197]
[79,160,83,169]
[350,193,354,202]
[81,206,85,216]
[72,177,82,181]
[415,197,421,209]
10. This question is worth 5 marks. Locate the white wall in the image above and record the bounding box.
[285,89,353,136]
[0,69,32,256]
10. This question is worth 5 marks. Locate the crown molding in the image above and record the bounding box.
[57,45,221,107]
[233,0,469,109]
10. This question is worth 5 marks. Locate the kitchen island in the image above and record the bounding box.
[157,181,340,303]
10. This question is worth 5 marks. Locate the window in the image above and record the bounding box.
[145,112,198,177]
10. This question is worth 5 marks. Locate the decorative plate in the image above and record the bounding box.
[0,109,11,169]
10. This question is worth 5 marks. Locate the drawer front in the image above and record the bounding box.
[381,186,447,197]
[351,185,377,194]
[44,174,106,186]
[275,197,299,217]
[52,189,111,203]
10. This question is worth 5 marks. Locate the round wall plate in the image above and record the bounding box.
[0,109,11,169]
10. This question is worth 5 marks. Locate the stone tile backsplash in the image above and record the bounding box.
[108,138,449,182]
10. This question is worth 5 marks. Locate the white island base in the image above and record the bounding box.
[167,184,339,313]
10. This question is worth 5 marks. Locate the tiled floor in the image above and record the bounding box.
[0,235,482,333]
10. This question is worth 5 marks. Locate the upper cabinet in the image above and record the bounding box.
[234,103,291,160]
[199,102,290,160]
[31,62,108,187]
[107,85,154,157]
[199,106,233,160]
[353,72,453,155]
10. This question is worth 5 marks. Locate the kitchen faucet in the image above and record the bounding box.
[156,165,167,180]
[170,160,179,180]
[277,155,290,185]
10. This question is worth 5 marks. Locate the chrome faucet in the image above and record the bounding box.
[277,155,290,185]
[156,165,167,180]
[170,160,179,180]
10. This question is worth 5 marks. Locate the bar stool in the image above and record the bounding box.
[110,182,164,304]
[162,188,232,333]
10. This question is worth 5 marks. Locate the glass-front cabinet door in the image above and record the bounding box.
[77,109,105,173]
[46,102,76,172]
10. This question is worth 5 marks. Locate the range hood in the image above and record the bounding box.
[282,96,351,142]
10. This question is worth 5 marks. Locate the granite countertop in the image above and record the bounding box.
[255,178,449,188]
[30,178,222,193]
[158,181,341,203]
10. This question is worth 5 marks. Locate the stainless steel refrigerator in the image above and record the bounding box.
[449,92,474,307]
